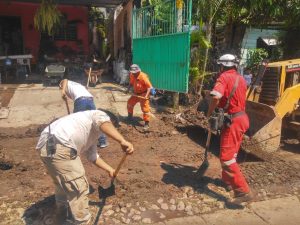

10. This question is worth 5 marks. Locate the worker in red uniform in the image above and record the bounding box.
[207,54,252,204]
[127,64,153,130]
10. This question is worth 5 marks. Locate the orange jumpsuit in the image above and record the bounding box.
[127,72,152,122]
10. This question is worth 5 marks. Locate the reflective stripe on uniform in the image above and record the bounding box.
[222,158,236,166]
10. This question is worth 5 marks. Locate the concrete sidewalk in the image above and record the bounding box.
[0,82,143,127]
[154,196,300,225]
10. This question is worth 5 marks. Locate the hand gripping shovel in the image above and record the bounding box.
[99,153,128,198]
[197,129,212,176]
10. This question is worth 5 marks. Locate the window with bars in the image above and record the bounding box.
[53,23,77,41]
[42,23,78,41]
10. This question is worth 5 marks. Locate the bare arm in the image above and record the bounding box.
[100,121,134,154]
[86,145,115,177]
[145,87,151,99]
[94,157,115,177]
[207,96,220,117]
[60,79,68,99]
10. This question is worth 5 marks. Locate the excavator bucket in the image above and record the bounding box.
[242,101,282,160]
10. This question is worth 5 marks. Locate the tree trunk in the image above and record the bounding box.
[198,20,212,96]
[91,25,100,56]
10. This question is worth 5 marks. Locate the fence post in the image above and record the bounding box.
[172,0,184,109]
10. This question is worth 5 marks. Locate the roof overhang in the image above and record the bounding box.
[7,0,126,8]
[259,37,278,46]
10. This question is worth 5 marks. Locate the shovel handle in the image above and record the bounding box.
[132,94,149,100]
[64,98,70,115]
[204,129,212,159]
[113,153,127,178]
[86,67,92,88]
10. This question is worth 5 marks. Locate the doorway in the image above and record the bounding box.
[0,16,23,56]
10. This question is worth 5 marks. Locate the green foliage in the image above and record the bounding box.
[189,67,200,84]
[190,29,211,49]
[89,7,106,38]
[192,0,225,24]
[34,0,62,35]
[192,0,300,28]
[246,48,268,70]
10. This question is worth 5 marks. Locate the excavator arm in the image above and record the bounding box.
[275,84,300,119]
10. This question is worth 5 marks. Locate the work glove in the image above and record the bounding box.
[150,87,156,95]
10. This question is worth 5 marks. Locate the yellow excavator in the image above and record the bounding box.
[242,59,300,159]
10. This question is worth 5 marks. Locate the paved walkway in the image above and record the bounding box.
[0,82,143,127]
[154,196,300,225]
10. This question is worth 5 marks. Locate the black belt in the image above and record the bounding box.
[230,111,245,119]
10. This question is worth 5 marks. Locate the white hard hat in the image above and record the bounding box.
[130,64,141,73]
[217,54,239,67]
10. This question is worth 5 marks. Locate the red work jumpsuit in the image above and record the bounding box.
[127,72,152,122]
[211,69,250,194]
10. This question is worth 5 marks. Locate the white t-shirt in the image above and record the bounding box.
[36,110,110,162]
[66,80,93,101]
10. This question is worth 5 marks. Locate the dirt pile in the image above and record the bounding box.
[173,108,209,128]
[0,124,46,139]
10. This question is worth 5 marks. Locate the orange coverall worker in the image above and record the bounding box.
[127,72,152,122]
[210,69,250,195]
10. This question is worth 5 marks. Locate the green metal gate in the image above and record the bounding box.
[132,0,192,93]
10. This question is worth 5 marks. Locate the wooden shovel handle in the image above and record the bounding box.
[132,94,149,100]
[204,129,212,160]
[86,67,92,88]
[113,153,127,178]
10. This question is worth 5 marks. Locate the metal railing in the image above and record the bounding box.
[132,0,191,39]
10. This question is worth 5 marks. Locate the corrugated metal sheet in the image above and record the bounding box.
[132,0,192,93]
[133,32,190,92]
[240,28,280,65]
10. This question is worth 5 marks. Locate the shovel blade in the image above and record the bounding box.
[98,183,115,198]
[196,159,209,177]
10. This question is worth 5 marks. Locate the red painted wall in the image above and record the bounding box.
[0,1,89,62]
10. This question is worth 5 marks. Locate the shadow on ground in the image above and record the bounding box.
[160,162,244,209]
[176,125,220,157]
[101,85,127,93]
[23,195,57,225]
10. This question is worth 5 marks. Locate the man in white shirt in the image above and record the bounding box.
[59,79,108,148]
[36,110,134,224]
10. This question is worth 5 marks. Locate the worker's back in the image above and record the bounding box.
[66,80,93,101]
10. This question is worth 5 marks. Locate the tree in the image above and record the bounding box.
[89,7,106,58]
[192,0,225,95]
[34,0,62,35]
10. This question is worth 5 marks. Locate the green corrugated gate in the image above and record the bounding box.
[132,0,192,93]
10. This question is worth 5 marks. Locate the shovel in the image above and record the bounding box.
[99,153,128,198]
[197,129,212,176]
[132,94,149,100]
[86,67,92,88]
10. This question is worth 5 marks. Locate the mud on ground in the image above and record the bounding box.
[0,111,300,225]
